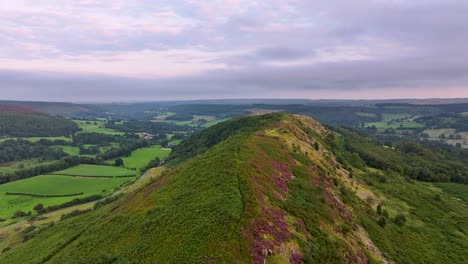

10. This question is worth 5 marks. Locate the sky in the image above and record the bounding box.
[1,0,468,102]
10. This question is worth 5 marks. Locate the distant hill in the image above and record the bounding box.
[0,106,79,137]
[0,114,466,263]
[0,101,92,116]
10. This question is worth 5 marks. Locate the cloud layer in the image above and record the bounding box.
[1,0,467,101]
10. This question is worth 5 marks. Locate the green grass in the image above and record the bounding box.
[434,182,468,204]
[202,117,231,127]
[73,120,123,135]
[0,175,130,218]
[118,145,171,170]
[51,164,136,177]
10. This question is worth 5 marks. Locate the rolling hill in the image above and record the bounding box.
[0,106,79,137]
[0,114,466,263]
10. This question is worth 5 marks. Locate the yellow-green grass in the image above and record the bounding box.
[73,120,123,135]
[0,175,130,218]
[0,200,97,252]
[0,136,71,143]
[202,117,231,127]
[356,112,377,118]
[115,145,171,170]
[51,164,136,177]
[153,112,176,120]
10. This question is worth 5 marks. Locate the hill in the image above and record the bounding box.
[0,106,79,137]
[0,114,466,263]
[0,101,92,116]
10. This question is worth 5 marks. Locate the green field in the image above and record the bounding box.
[366,113,425,129]
[153,114,228,127]
[74,120,123,135]
[52,164,136,177]
[0,175,130,218]
[356,112,377,118]
[114,145,171,170]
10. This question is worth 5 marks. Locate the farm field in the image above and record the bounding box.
[0,175,130,218]
[153,113,228,127]
[421,129,468,148]
[114,145,171,170]
[51,164,136,177]
[356,112,377,118]
[365,113,425,129]
[74,120,123,135]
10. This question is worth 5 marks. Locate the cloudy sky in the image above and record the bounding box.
[1,0,467,101]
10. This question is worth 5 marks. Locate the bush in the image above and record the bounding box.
[378,217,387,227]
[12,210,29,219]
[394,214,407,227]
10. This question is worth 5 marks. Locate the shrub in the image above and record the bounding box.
[378,217,387,227]
[394,214,407,227]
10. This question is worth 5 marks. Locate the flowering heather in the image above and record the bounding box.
[271,161,293,195]
[248,207,291,263]
[324,188,352,220]
[289,252,302,264]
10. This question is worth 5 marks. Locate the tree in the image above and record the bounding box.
[12,210,27,219]
[115,158,124,167]
[382,210,389,218]
[33,203,46,214]
[378,216,386,227]
[394,214,407,227]
[376,203,382,215]
[314,142,320,151]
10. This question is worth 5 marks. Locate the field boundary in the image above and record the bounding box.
[5,192,84,197]
[50,173,135,178]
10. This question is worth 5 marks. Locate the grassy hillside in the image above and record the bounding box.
[0,114,466,263]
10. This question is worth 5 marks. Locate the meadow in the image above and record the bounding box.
[0,175,130,218]
[51,164,136,177]
[366,113,425,129]
[73,120,123,135]
[117,145,171,170]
